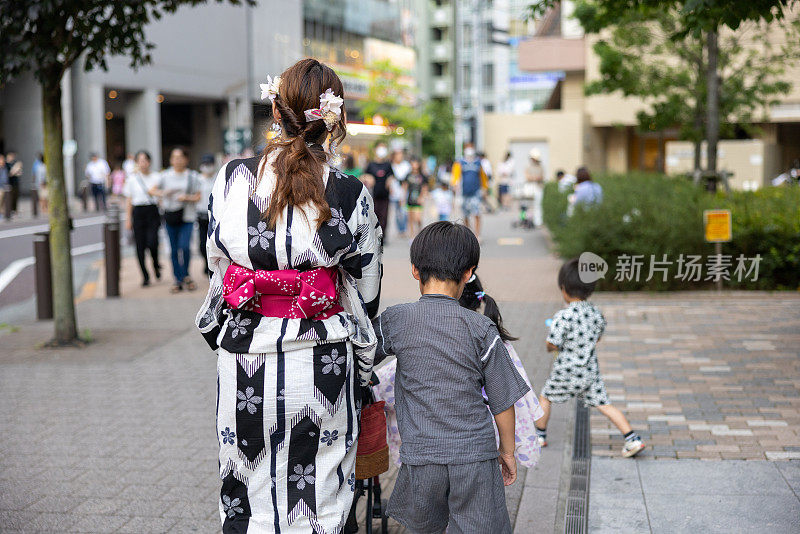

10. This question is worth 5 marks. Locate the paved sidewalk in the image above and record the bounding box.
[0,210,570,533]
[588,291,800,532]
[590,292,800,460]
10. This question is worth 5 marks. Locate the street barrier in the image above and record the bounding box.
[33,232,53,320]
[104,203,121,297]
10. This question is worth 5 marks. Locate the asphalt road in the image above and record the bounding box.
[0,213,109,309]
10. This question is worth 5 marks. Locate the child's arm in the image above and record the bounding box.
[546,311,568,352]
[371,313,395,366]
[494,405,517,486]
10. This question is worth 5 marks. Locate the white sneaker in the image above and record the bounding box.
[622,438,645,458]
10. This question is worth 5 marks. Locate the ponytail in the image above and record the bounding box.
[480,293,517,342]
[260,58,346,229]
[459,275,517,342]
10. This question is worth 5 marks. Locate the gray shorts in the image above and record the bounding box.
[387,459,512,534]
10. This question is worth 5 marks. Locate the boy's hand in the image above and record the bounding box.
[498,450,517,486]
[546,341,559,352]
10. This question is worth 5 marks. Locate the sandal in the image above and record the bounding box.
[170,283,183,294]
[183,276,197,291]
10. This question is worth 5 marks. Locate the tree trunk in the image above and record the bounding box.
[41,78,79,344]
[706,30,719,173]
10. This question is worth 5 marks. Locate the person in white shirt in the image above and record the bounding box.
[85,152,110,211]
[150,147,201,293]
[123,150,162,286]
[196,154,217,277]
[556,170,577,193]
[390,149,410,237]
[122,153,136,177]
[431,182,455,221]
[524,148,545,228]
[497,151,515,209]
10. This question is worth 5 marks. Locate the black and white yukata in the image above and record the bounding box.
[542,300,610,407]
[196,152,382,533]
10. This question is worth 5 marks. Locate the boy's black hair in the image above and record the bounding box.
[459,274,517,342]
[410,221,480,284]
[558,257,596,299]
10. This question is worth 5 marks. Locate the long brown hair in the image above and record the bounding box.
[262,58,347,228]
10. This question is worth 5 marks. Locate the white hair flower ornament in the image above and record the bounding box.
[304,88,343,131]
[260,75,281,102]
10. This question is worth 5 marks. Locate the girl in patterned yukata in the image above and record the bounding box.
[372,274,543,469]
[196,59,383,533]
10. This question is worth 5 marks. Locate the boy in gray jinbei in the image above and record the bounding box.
[373,221,529,534]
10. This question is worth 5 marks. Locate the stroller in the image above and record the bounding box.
[513,203,535,230]
[343,384,390,534]
[512,182,537,230]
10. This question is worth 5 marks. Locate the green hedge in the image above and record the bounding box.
[543,173,800,290]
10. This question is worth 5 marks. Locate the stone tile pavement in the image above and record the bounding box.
[589,293,800,460]
[0,210,571,533]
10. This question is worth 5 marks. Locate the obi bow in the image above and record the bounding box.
[222,264,342,320]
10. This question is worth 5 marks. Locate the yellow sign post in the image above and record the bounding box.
[704,209,732,291]
[704,209,732,242]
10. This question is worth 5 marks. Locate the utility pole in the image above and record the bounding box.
[453,0,464,158]
[471,0,483,150]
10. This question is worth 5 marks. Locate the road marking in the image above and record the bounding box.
[0,242,105,295]
[0,258,35,294]
[0,216,106,240]
[498,237,524,246]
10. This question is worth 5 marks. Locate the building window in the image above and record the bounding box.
[482,64,493,88]
[432,27,444,42]
[433,62,446,77]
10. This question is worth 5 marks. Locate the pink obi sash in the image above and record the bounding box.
[222,264,343,320]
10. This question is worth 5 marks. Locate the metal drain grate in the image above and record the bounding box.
[564,401,591,534]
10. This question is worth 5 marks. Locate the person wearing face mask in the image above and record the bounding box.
[123,150,162,286]
[362,142,394,239]
[150,146,202,293]
[451,142,489,239]
[196,154,217,277]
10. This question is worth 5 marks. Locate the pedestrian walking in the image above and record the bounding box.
[569,166,603,213]
[151,146,200,293]
[195,58,382,533]
[196,153,216,277]
[122,152,136,177]
[123,150,162,287]
[84,152,110,212]
[404,157,428,239]
[32,153,48,214]
[0,154,8,220]
[110,161,126,197]
[556,169,577,193]
[451,142,489,239]
[497,151,515,209]
[525,148,545,228]
[5,150,22,215]
[535,258,645,457]
[390,148,410,237]
[431,181,454,221]
[373,271,543,470]
[373,222,529,534]
[362,142,393,240]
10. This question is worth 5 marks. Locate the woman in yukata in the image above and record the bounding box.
[196,58,383,533]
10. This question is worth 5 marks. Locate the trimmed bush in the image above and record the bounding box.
[543,173,800,290]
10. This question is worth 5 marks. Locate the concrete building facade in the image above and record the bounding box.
[482,1,800,189]
[0,1,303,195]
